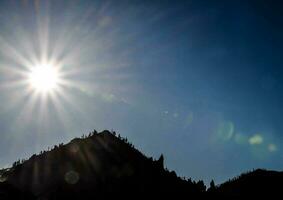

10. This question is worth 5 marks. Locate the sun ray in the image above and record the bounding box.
[11,90,40,130]
[0,37,34,70]
[47,90,78,137]
[53,86,84,116]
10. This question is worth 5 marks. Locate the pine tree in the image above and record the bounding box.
[209,179,216,191]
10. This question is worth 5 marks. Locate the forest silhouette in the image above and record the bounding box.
[0,130,282,199]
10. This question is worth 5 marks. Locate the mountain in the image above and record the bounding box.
[208,169,283,197]
[0,129,282,199]
[0,130,205,199]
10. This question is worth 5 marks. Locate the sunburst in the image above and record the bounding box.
[29,63,60,92]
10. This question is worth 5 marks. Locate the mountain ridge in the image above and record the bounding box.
[0,129,282,199]
[0,130,205,199]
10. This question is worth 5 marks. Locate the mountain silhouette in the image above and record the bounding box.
[0,130,282,199]
[208,169,283,197]
[0,130,205,199]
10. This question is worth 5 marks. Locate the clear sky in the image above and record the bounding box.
[0,0,282,184]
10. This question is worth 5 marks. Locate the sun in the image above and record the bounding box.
[29,63,59,92]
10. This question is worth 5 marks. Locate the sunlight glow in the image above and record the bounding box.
[29,64,59,92]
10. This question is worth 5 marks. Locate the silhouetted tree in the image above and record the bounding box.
[12,161,17,168]
[157,154,164,169]
[170,170,177,177]
[197,180,206,192]
[210,179,216,190]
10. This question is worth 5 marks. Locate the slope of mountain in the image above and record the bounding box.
[0,130,205,199]
[0,181,35,200]
[208,169,283,197]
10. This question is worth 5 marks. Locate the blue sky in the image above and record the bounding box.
[0,0,282,184]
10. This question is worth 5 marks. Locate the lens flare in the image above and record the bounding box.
[249,134,263,145]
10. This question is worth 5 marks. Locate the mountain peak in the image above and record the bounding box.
[0,130,204,199]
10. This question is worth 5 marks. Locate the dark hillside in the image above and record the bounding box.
[0,130,204,199]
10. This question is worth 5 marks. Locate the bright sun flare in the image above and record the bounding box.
[29,64,59,92]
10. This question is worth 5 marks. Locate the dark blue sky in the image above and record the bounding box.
[0,0,282,184]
